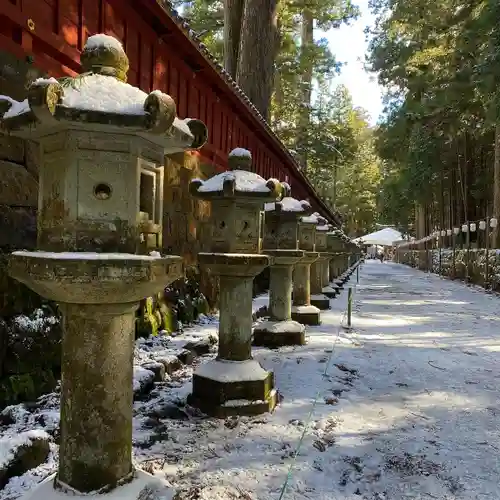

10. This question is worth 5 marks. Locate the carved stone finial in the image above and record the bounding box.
[144,91,177,133]
[80,34,129,82]
[228,147,252,171]
[27,79,64,123]
[184,118,209,149]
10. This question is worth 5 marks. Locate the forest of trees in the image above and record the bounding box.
[172,0,382,237]
[173,0,500,241]
[367,0,500,242]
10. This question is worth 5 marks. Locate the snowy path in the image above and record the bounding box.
[155,261,500,499]
[3,260,500,499]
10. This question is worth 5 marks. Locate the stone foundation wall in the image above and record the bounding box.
[397,249,500,290]
[0,307,61,406]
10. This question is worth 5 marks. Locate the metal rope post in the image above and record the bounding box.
[485,216,490,290]
[347,287,353,328]
[465,221,470,284]
[439,235,442,276]
[452,231,456,279]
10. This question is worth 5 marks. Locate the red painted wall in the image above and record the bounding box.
[0,0,336,222]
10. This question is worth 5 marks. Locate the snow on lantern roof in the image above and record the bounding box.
[84,33,124,52]
[191,172,284,200]
[190,147,285,200]
[197,170,271,193]
[264,197,311,213]
[300,212,327,225]
[12,250,165,261]
[316,224,331,231]
[2,95,30,119]
[229,147,252,159]
[0,34,207,151]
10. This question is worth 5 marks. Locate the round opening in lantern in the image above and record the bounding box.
[94,183,112,200]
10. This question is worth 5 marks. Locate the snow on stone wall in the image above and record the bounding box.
[399,248,500,289]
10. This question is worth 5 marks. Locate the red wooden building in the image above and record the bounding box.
[0,0,339,224]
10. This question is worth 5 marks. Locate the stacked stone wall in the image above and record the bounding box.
[397,249,500,290]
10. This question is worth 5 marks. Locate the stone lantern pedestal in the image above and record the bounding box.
[187,148,285,417]
[190,254,275,416]
[1,34,207,498]
[310,256,331,309]
[331,255,346,288]
[309,220,331,310]
[253,196,310,347]
[325,231,344,293]
[321,253,339,298]
[330,231,350,286]
[291,213,326,325]
[9,253,183,495]
[291,251,321,325]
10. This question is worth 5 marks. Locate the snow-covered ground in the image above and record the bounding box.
[2,260,500,499]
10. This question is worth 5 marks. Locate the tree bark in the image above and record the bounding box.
[236,0,279,120]
[272,69,284,129]
[295,9,314,171]
[493,123,500,246]
[223,0,244,78]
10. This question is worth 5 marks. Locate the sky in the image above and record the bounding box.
[321,0,384,125]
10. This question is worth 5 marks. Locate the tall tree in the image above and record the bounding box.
[236,0,280,119]
[223,0,244,78]
[303,83,381,235]
[366,0,498,236]
[294,0,359,169]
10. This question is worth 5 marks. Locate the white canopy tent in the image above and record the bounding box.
[353,227,403,247]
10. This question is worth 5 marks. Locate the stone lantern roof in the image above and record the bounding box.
[0,34,207,152]
[262,195,311,253]
[300,211,328,226]
[190,148,284,201]
[264,196,311,215]
[328,227,349,240]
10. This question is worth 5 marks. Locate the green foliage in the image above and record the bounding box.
[175,0,381,234]
[367,0,499,234]
[136,297,160,338]
[295,83,382,236]
[172,0,224,58]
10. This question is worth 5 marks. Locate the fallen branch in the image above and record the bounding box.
[428,360,446,371]
[409,411,430,420]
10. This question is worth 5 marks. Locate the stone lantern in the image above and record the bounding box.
[336,231,352,282]
[326,229,345,289]
[320,228,341,298]
[1,34,207,498]
[291,212,325,326]
[253,195,310,347]
[188,148,285,417]
[309,214,331,310]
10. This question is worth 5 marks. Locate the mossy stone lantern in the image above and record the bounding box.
[320,226,341,298]
[291,212,326,325]
[326,229,345,288]
[0,35,207,255]
[335,231,351,283]
[309,216,332,310]
[1,34,207,499]
[188,148,285,417]
[253,195,311,347]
